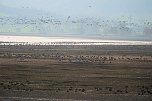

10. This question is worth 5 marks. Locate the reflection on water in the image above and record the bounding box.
[0,36,152,45]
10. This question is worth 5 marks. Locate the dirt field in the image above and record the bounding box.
[0,45,152,101]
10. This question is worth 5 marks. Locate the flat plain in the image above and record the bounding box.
[0,45,152,101]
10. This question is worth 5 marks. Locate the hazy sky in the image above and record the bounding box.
[1,0,152,18]
[0,0,152,40]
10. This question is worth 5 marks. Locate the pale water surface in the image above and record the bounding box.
[0,35,152,45]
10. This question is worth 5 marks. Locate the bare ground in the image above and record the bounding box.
[0,45,152,101]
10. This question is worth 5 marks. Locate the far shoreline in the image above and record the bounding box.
[0,33,152,41]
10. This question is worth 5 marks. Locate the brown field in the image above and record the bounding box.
[0,45,152,101]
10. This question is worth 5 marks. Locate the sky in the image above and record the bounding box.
[0,0,152,40]
[0,0,152,18]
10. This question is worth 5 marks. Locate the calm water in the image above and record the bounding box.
[0,35,152,45]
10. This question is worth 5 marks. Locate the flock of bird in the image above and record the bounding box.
[0,15,151,36]
[0,81,152,95]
